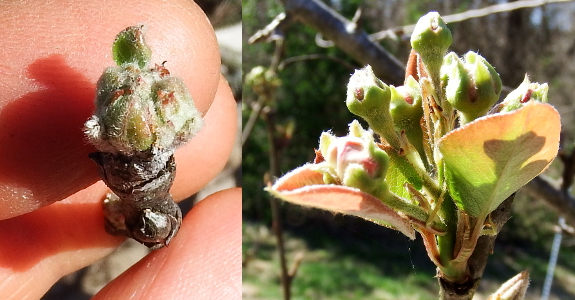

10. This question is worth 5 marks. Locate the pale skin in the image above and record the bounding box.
[0,1,240,299]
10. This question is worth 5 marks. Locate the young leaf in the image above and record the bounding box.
[438,102,560,218]
[112,24,152,68]
[384,147,423,199]
[268,164,415,239]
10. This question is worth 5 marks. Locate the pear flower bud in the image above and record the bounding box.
[441,51,502,124]
[495,75,548,113]
[346,66,401,150]
[317,120,389,195]
[389,76,424,157]
[411,12,452,86]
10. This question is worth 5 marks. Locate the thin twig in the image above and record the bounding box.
[278,54,358,71]
[242,98,264,147]
[370,0,573,41]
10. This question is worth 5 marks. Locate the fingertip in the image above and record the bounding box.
[0,0,221,218]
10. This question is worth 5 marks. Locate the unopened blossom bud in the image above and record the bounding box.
[441,51,502,124]
[317,121,389,195]
[346,66,401,150]
[112,24,152,68]
[319,123,429,221]
[411,12,452,86]
[85,26,203,153]
[495,75,548,113]
[389,76,424,156]
[245,66,281,96]
[84,25,203,249]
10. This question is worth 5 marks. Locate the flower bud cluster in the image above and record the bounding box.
[495,75,548,113]
[316,120,389,196]
[85,25,203,155]
[245,66,281,96]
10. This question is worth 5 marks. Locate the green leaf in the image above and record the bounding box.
[438,102,560,217]
[112,24,152,68]
[385,148,423,199]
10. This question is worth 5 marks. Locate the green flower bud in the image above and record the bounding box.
[496,75,548,113]
[346,66,400,149]
[245,66,281,96]
[411,12,452,86]
[441,51,502,124]
[85,27,203,154]
[389,76,424,156]
[112,25,152,68]
[321,124,389,195]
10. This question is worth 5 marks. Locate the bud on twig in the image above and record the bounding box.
[84,25,203,249]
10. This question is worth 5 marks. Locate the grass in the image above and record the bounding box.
[243,214,439,300]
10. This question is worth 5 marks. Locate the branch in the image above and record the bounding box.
[251,0,405,85]
[522,175,575,228]
[370,0,573,41]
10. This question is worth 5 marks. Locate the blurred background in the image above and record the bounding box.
[42,1,242,299]
[242,0,575,299]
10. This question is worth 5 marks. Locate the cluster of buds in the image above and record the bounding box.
[441,51,502,124]
[317,120,390,197]
[268,11,560,294]
[84,25,203,249]
[85,25,203,154]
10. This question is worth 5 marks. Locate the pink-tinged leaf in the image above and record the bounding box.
[438,102,560,217]
[269,167,415,239]
[271,164,326,191]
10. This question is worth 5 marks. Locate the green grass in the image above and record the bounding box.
[243,218,438,300]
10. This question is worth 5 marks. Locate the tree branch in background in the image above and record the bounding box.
[369,0,573,42]
[249,0,405,85]
[278,54,358,71]
[523,176,575,228]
